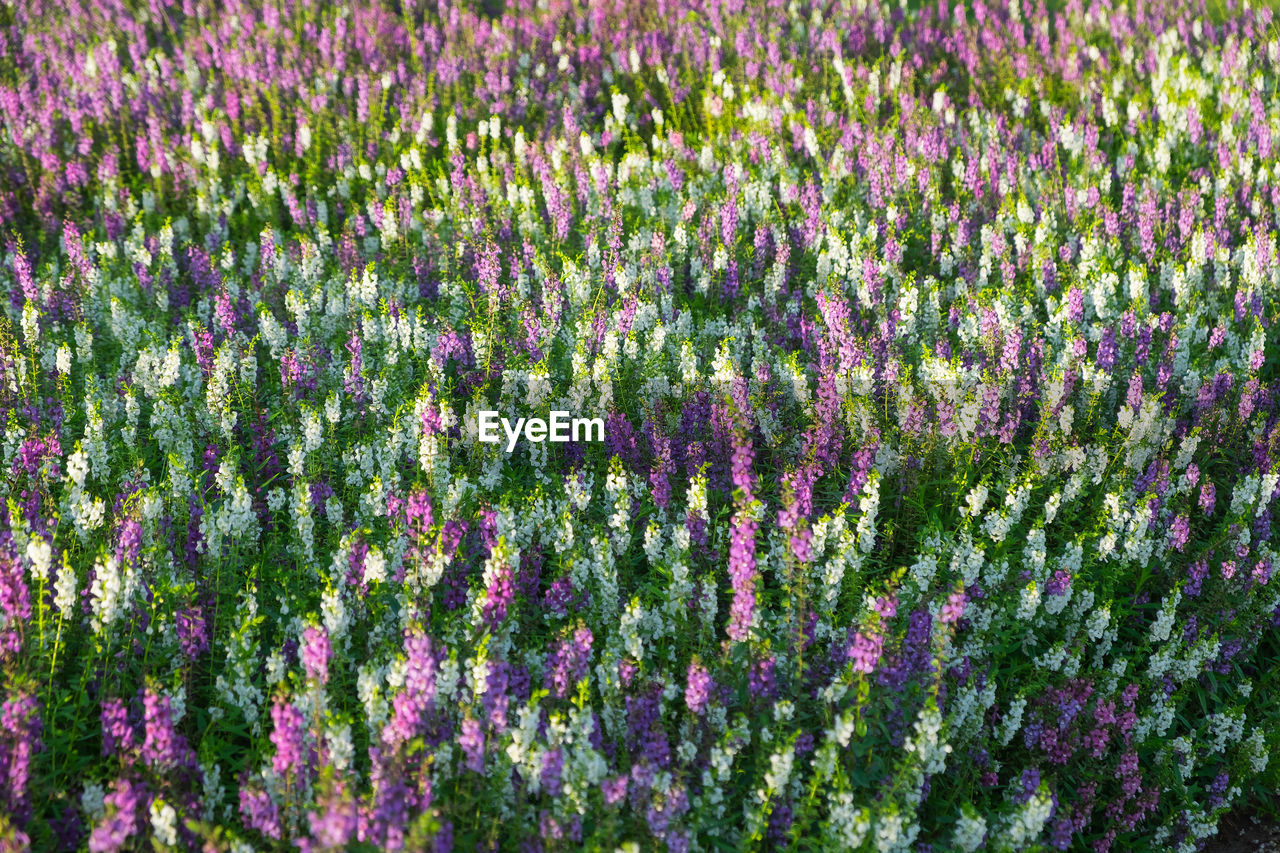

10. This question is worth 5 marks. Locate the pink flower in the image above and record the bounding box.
[848,631,883,674]
[940,590,967,625]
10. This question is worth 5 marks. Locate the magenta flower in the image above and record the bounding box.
[141,689,195,770]
[684,660,714,715]
[302,625,332,685]
[458,718,485,773]
[726,512,759,642]
[88,778,146,853]
[270,698,307,777]
[940,590,967,625]
[848,630,883,674]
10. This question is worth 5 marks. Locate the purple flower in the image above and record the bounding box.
[344,327,367,406]
[848,630,883,674]
[1170,515,1190,552]
[0,544,32,659]
[482,555,515,628]
[1125,370,1144,414]
[302,625,332,685]
[270,698,307,776]
[1187,560,1209,597]
[546,626,593,699]
[730,427,756,502]
[1200,481,1217,514]
[382,630,440,747]
[726,512,759,642]
[1044,571,1072,598]
[602,775,628,806]
[684,660,714,715]
[88,778,147,853]
[541,747,565,797]
[1066,288,1084,322]
[406,489,434,535]
[873,594,898,621]
[239,787,282,841]
[843,445,878,503]
[176,606,209,662]
[141,689,195,769]
[214,288,238,335]
[748,654,777,700]
[0,692,41,828]
[301,780,357,851]
[458,718,485,773]
[1015,767,1042,804]
[543,576,577,619]
[940,590,967,625]
[100,698,135,758]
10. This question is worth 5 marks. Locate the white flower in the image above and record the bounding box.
[874,807,911,853]
[325,497,343,530]
[1001,784,1053,848]
[436,656,461,704]
[364,547,386,585]
[952,806,987,852]
[832,711,856,748]
[1149,590,1181,643]
[826,792,870,849]
[1017,581,1040,620]
[54,557,77,614]
[26,537,52,582]
[20,301,38,344]
[764,744,794,792]
[322,588,348,641]
[1087,603,1112,641]
[81,782,106,821]
[89,554,133,633]
[328,721,354,771]
[1248,727,1270,773]
[302,408,324,455]
[997,696,1027,746]
[357,663,387,730]
[1043,492,1061,524]
[150,799,178,846]
[643,522,664,565]
[611,91,630,124]
[679,341,699,384]
[67,448,90,488]
[962,481,988,514]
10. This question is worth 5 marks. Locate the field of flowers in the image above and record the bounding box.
[2,0,1280,849]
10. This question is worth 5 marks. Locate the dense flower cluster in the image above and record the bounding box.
[1,0,1279,850]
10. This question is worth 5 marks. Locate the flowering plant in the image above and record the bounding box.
[0,0,1279,850]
